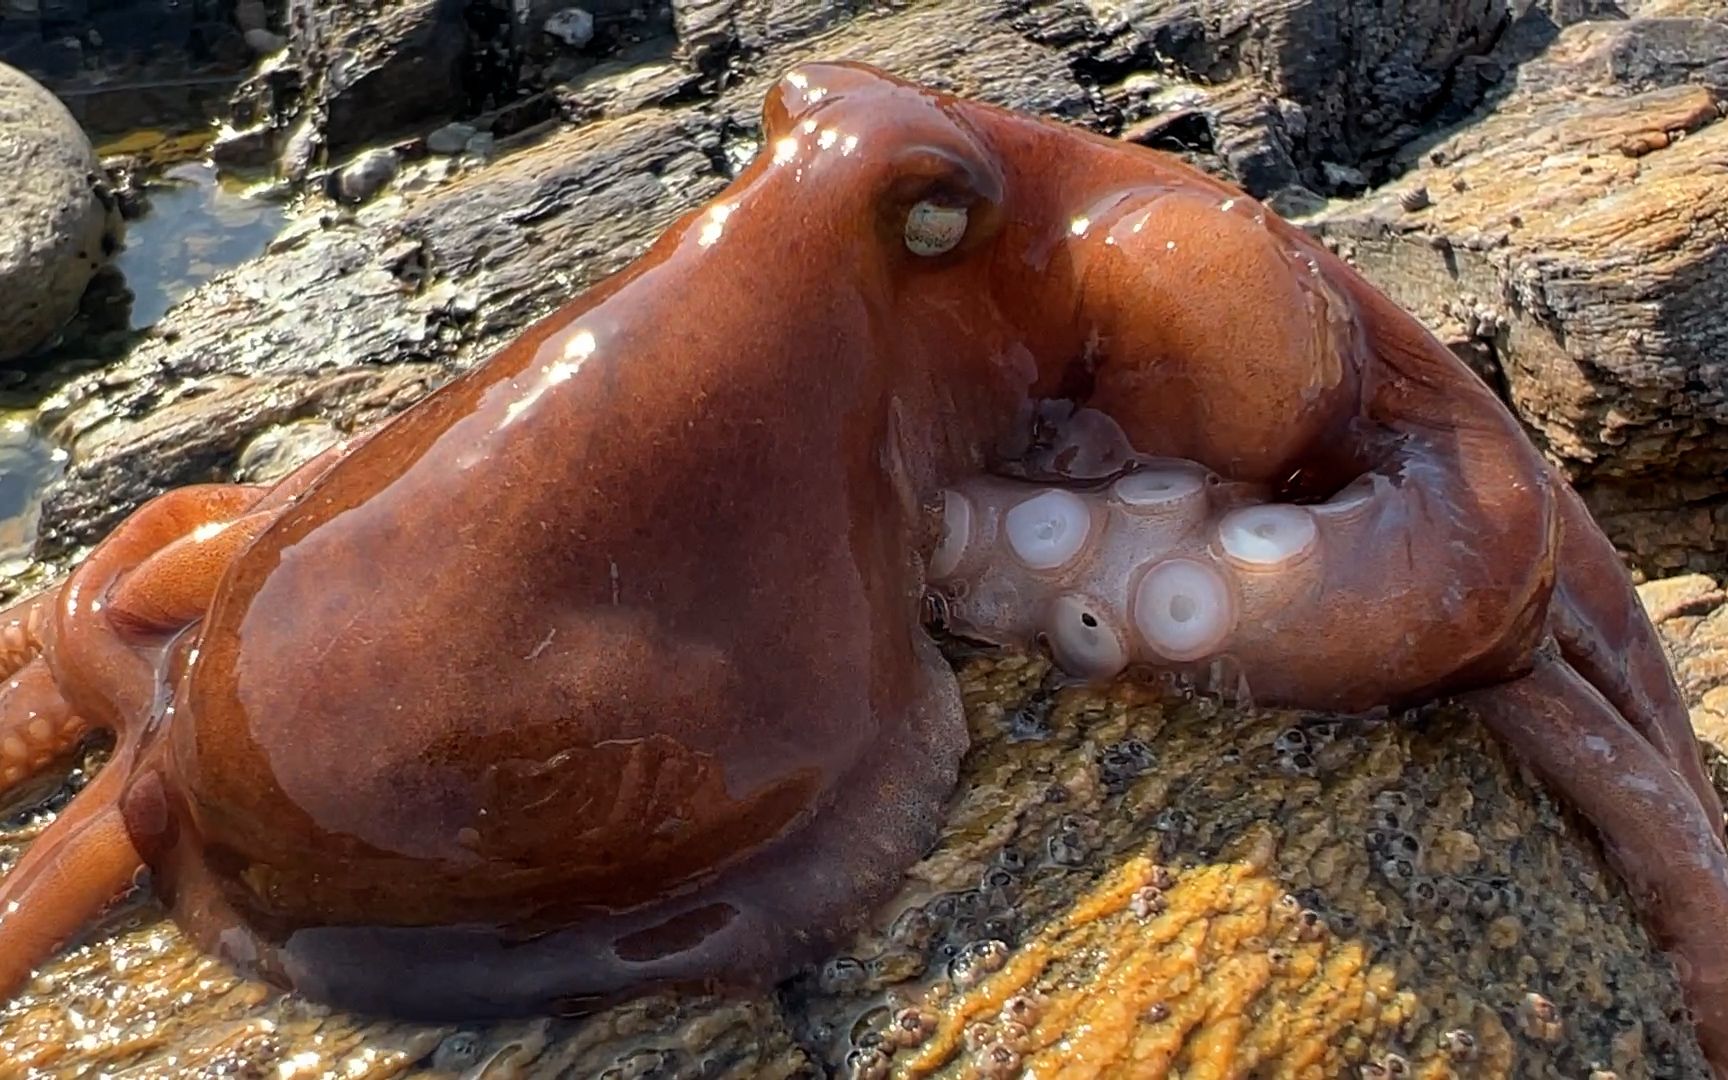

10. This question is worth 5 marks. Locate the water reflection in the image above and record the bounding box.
[0,155,287,573]
[113,160,286,329]
[0,417,66,571]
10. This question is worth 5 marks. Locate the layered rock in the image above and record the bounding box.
[1307,15,1728,579]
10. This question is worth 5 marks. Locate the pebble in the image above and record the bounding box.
[544,7,595,48]
[427,122,479,155]
[333,148,401,204]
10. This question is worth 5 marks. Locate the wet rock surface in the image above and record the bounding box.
[3,0,1728,1075]
[0,653,1715,1077]
[1642,574,1728,778]
[0,61,122,363]
[1307,11,1728,580]
[0,0,254,139]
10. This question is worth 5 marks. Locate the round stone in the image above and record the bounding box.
[0,62,123,362]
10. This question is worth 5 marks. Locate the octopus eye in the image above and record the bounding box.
[905,200,969,256]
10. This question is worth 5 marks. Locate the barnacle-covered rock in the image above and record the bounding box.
[0,650,1707,1077]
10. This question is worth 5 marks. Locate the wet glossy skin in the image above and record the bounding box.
[1,62,1725,1069]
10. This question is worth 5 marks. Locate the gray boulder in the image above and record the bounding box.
[0,62,121,363]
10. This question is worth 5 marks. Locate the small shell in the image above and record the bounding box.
[905,201,968,256]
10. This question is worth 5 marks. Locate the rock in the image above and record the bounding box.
[1078,0,1517,184]
[0,62,122,362]
[672,0,738,68]
[235,0,270,33]
[543,7,596,48]
[464,131,496,159]
[1264,183,1330,217]
[233,419,346,484]
[425,120,478,154]
[208,120,278,171]
[1640,573,1728,813]
[2,4,253,141]
[1519,15,1728,92]
[1321,159,1369,193]
[1639,572,1726,628]
[243,28,286,55]
[255,0,477,163]
[332,147,401,204]
[1307,17,1728,579]
[0,654,1711,1074]
[1643,574,1728,742]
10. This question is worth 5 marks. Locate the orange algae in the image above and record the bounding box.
[893,835,1416,1080]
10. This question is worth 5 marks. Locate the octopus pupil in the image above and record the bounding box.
[1168,594,1197,622]
[1080,612,1098,628]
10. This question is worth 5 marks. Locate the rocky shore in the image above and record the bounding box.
[1,0,1725,1076]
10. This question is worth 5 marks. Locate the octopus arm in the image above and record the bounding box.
[927,402,1559,714]
[1204,417,1558,712]
[0,740,140,996]
[1461,649,1728,1074]
[1254,273,1564,708]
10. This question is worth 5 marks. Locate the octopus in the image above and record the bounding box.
[1,60,1725,1072]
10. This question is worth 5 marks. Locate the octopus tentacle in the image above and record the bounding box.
[1459,648,1728,1079]
[1,590,57,681]
[0,657,87,795]
[0,440,360,995]
[928,429,1555,715]
[46,484,262,731]
[106,510,278,639]
[976,185,1560,711]
[0,484,275,998]
[1547,485,1724,832]
[77,439,359,645]
[0,746,142,997]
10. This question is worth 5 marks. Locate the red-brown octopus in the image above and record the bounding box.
[2,61,1726,1070]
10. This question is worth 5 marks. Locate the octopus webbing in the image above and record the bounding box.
[1,61,1726,1069]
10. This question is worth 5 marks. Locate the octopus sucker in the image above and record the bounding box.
[927,491,975,579]
[0,61,1720,1073]
[1131,557,1238,663]
[1043,592,1130,680]
[0,591,54,681]
[1111,463,1210,516]
[1216,505,1317,569]
[1002,489,1094,571]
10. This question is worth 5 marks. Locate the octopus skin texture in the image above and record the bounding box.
[1,61,1725,1070]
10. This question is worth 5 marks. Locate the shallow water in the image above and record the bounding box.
[0,416,64,572]
[0,154,286,576]
[111,159,286,329]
